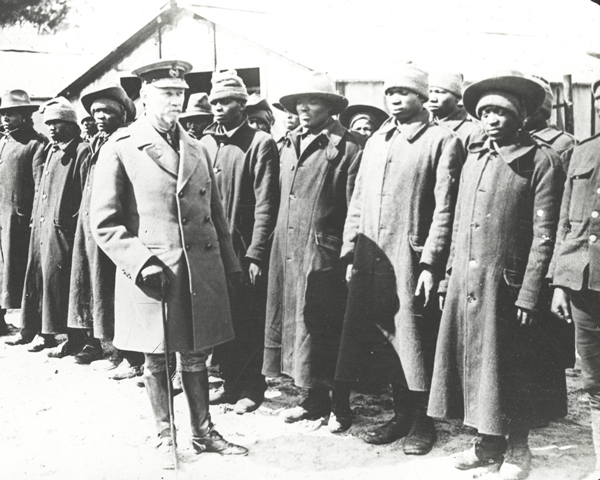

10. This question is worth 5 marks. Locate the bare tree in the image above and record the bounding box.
[0,0,69,31]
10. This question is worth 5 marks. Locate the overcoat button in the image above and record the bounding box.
[205,243,213,250]
[593,211,599,219]
[200,188,207,195]
[181,218,187,224]
[204,216,211,223]
[178,191,184,198]
[185,244,191,251]
[590,235,598,243]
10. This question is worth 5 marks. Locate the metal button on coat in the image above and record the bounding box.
[593,211,599,219]
[204,216,211,223]
[178,191,184,198]
[200,188,207,195]
[205,243,212,250]
[590,235,598,243]
[597,188,600,195]
[181,218,187,224]
[185,244,191,251]
[469,260,477,267]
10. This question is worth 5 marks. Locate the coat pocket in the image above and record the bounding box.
[312,232,343,271]
[568,163,594,223]
[408,235,424,254]
[503,268,524,288]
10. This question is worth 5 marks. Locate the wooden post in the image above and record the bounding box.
[563,74,575,135]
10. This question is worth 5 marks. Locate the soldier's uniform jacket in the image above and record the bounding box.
[91,116,240,354]
[550,133,600,291]
[530,124,577,173]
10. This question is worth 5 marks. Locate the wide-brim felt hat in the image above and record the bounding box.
[81,85,136,122]
[246,94,273,114]
[0,89,39,113]
[180,92,213,119]
[463,70,545,119]
[279,72,348,115]
[339,104,389,129]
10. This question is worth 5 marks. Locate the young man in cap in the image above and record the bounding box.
[428,71,485,153]
[67,85,142,371]
[179,92,213,139]
[80,114,98,143]
[17,98,92,354]
[429,71,567,479]
[0,90,47,339]
[245,94,275,134]
[336,63,463,453]
[550,78,600,480]
[523,76,577,173]
[90,60,247,468]
[201,70,280,414]
[339,104,388,140]
[273,102,299,153]
[264,71,362,431]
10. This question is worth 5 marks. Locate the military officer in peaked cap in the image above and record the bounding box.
[90,60,247,469]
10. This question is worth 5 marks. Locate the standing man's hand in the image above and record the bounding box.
[346,264,354,283]
[415,268,438,307]
[248,263,262,285]
[139,263,169,291]
[439,293,446,311]
[517,308,536,327]
[551,287,573,324]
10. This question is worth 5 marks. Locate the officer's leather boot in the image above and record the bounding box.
[182,369,248,456]
[363,380,413,445]
[403,391,437,455]
[143,368,175,469]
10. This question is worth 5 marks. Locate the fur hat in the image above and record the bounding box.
[208,70,248,104]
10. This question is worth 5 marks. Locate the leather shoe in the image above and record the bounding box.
[280,400,330,424]
[0,323,19,337]
[5,333,34,346]
[27,335,57,352]
[156,436,177,470]
[192,425,248,456]
[74,344,104,364]
[209,385,239,405]
[328,402,353,433]
[454,435,506,472]
[109,359,143,380]
[47,341,83,358]
[403,416,436,455]
[234,396,260,415]
[500,443,532,480]
[362,414,412,445]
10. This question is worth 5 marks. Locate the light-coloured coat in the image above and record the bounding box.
[91,117,240,354]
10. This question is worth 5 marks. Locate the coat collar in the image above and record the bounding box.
[434,108,469,132]
[203,116,247,138]
[287,118,347,159]
[129,116,201,191]
[530,125,563,144]
[377,108,430,143]
[469,132,536,164]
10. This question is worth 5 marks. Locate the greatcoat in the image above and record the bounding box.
[335,109,464,391]
[21,136,91,334]
[0,127,47,309]
[67,134,117,338]
[428,134,568,435]
[434,107,485,154]
[263,119,362,389]
[91,116,240,354]
[200,120,280,385]
[529,122,577,173]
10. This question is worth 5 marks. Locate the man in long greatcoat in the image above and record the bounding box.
[17,98,91,354]
[428,71,567,480]
[264,72,362,431]
[335,64,463,454]
[201,71,280,414]
[0,90,46,338]
[91,60,247,469]
[67,85,139,368]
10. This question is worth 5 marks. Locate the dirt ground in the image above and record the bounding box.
[0,310,595,480]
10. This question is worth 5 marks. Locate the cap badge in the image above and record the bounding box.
[169,67,180,78]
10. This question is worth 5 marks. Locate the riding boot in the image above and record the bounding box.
[328,381,353,433]
[181,369,248,456]
[143,368,175,469]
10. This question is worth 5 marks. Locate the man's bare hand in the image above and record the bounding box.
[551,287,573,324]
[517,307,535,327]
[415,269,437,307]
[248,263,262,285]
[346,264,354,283]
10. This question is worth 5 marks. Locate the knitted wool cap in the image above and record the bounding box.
[530,76,554,118]
[384,63,429,100]
[41,97,77,124]
[476,90,525,122]
[429,72,464,99]
[209,70,248,104]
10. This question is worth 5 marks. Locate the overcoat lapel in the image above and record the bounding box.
[176,124,201,193]
[129,116,179,177]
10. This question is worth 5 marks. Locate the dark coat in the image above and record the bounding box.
[91,117,240,354]
[335,109,464,390]
[428,135,567,435]
[434,108,485,154]
[0,127,47,309]
[550,133,600,291]
[21,137,91,334]
[200,121,280,383]
[530,122,577,173]
[263,119,362,389]
[67,134,117,338]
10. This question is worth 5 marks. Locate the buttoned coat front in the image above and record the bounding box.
[67,134,117,338]
[91,117,239,354]
[21,136,91,334]
[428,135,567,435]
[263,119,362,389]
[335,109,464,391]
[0,127,47,309]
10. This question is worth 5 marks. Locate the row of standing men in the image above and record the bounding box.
[0,61,595,480]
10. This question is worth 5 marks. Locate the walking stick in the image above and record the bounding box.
[161,277,178,471]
